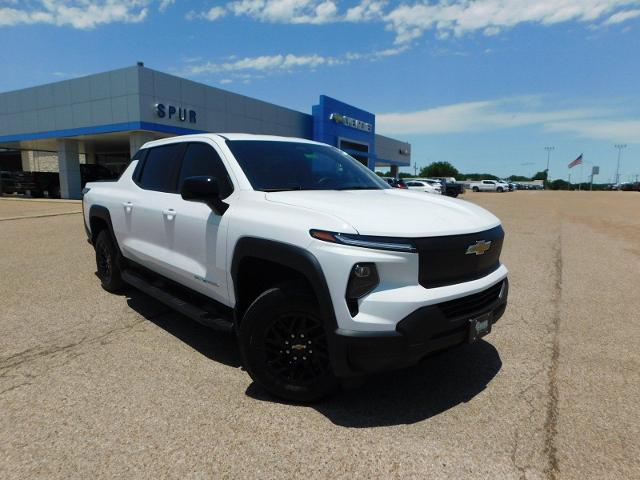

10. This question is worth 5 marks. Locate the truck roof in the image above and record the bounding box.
[142,133,326,150]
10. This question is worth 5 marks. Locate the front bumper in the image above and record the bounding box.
[330,278,508,377]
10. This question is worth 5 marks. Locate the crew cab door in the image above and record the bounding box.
[169,141,234,304]
[120,142,185,275]
[482,180,495,191]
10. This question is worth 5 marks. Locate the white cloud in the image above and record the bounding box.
[0,0,151,28]
[604,8,640,24]
[546,119,640,143]
[384,0,640,44]
[191,0,640,44]
[186,52,342,75]
[376,97,627,140]
[183,44,407,78]
[158,0,174,13]
[227,0,340,24]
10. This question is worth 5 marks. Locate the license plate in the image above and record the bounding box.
[468,313,492,343]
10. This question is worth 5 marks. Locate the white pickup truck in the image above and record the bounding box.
[469,180,509,192]
[83,134,509,401]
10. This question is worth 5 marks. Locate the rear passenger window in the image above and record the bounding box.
[139,144,183,192]
[178,143,234,199]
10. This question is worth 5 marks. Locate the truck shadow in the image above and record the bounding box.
[125,289,242,368]
[248,340,502,428]
[124,288,502,427]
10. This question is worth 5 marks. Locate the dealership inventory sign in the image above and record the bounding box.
[329,113,372,133]
[155,103,197,124]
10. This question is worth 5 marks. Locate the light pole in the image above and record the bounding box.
[545,146,555,183]
[614,144,627,186]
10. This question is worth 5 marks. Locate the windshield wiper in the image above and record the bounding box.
[334,186,380,190]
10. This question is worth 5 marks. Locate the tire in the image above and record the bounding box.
[94,229,125,292]
[472,186,479,192]
[50,186,61,198]
[497,187,504,192]
[239,284,338,402]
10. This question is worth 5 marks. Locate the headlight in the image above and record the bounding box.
[310,229,417,253]
[345,263,379,316]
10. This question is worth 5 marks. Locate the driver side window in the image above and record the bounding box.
[178,143,234,199]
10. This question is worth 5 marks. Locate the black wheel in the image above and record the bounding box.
[497,187,504,192]
[95,230,125,292]
[239,285,338,402]
[50,186,61,198]
[472,186,479,192]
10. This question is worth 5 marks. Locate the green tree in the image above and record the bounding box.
[508,175,531,182]
[419,161,460,178]
[532,170,547,181]
[462,173,499,181]
[549,179,569,190]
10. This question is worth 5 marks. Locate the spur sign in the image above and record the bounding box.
[155,103,197,124]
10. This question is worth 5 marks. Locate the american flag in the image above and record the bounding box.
[568,154,583,169]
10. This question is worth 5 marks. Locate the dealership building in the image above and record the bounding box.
[0,63,411,199]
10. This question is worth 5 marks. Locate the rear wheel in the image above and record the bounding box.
[239,284,338,402]
[95,230,125,292]
[472,186,479,192]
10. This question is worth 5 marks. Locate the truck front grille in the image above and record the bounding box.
[439,281,505,319]
[414,225,504,288]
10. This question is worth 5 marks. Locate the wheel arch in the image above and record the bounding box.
[230,237,338,332]
[88,205,118,248]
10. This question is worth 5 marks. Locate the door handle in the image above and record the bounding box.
[122,201,133,213]
[162,208,176,221]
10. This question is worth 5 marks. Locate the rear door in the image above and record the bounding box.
[169,141,235,303]
[122,142,185,276]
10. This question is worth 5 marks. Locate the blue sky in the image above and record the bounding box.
[0,0,639,182]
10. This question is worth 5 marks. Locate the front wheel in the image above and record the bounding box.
[497,187,504,192]
[239,284,338,402]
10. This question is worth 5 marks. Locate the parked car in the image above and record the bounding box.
[620,182,640,191]
[469,180,509,192]
[83,134,509,402]
[427,177,465,197]
[0,171,19,194]
[405,179,441,194]
[382,177,408,189]
[0,164,116,198]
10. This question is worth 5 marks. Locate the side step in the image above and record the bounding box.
[122,269,234,333]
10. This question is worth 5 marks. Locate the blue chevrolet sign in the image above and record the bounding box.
[312,95,376,170]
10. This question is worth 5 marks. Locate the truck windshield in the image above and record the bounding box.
[226,140,389,192]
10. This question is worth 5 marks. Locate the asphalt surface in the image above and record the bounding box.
[0,192,639,479]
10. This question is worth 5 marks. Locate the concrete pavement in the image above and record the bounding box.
[0,193,638,479]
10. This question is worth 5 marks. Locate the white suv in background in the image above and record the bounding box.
[83,134,509,401]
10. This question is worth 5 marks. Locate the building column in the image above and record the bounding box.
[84,142,96,164]
[58,139,81,199]
[129,132,156,158]
[390,165,399,178]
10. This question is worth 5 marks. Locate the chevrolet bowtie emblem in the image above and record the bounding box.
[466,240,492,256]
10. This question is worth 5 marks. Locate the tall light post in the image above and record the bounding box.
[614,144,627,186]
[545,146,555,182]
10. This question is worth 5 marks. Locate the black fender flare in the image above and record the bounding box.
[231,237,350,375]
[88,205,117,247]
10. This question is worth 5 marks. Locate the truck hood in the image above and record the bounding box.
[265,189,500,237]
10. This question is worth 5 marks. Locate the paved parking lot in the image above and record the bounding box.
[1,192,639,479]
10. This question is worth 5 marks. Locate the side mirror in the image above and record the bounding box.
[181,176,227,214]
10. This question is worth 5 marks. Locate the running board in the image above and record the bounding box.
[122,269,234,333]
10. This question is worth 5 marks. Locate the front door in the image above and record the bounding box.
[169,141,235,304]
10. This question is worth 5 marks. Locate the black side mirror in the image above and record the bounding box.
[181,176,227,214]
